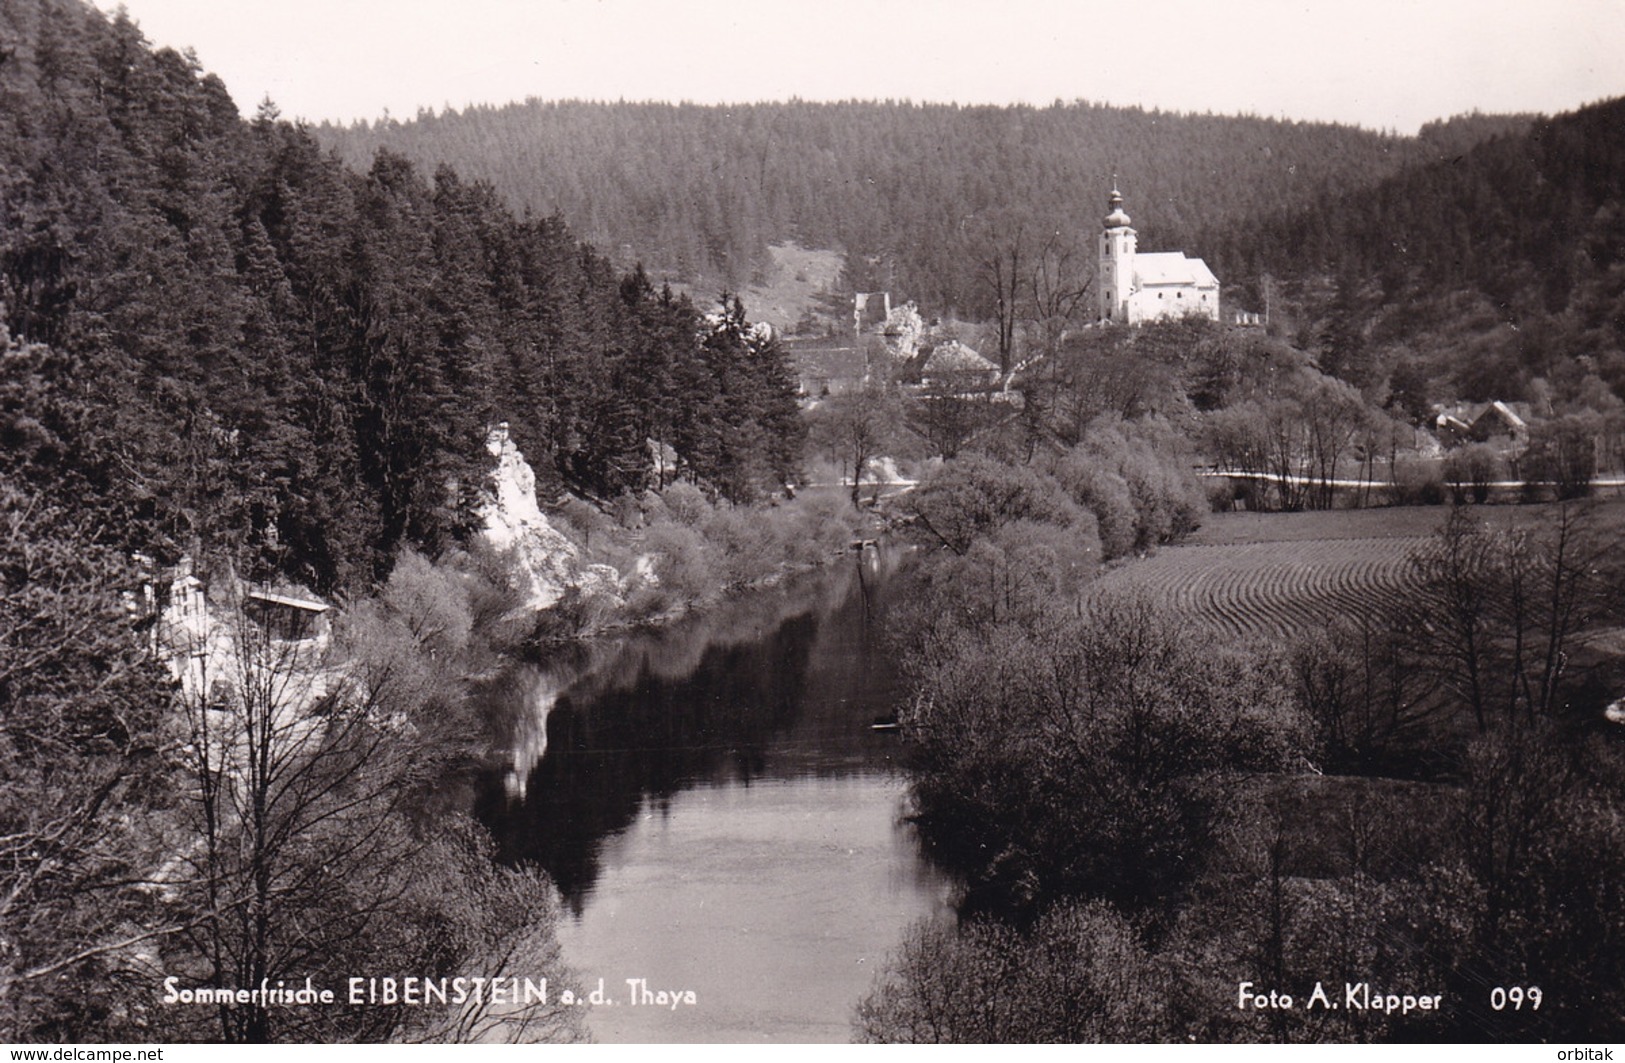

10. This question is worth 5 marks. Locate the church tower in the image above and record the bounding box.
[1099,185,1136,323]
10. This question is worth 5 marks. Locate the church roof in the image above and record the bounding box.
[1134,252,1219,288]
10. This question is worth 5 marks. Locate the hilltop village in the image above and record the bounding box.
[787,185,1600,513]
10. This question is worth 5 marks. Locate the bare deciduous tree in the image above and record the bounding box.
[156,556,583,1043]
[1023,230,1093,363]
[806,380,908,507]
[0,484,177,1041]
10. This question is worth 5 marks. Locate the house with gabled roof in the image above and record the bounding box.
[1469,400,1529,447]
[1433,400,1531,453]
[919,339,1000,389]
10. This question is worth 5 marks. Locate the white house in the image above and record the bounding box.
[1098,187,1220,325]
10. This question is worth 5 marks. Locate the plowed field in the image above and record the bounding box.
[1087,503,1625,643]
[1089,535,1427,641]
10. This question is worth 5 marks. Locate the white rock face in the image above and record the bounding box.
[862,456,904,484]
[478,423,580,610]
[882,301,925,360]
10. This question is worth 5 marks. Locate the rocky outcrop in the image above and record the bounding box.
[478,423,581,610]
[882,301,925,360]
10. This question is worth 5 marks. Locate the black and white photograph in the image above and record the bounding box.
[3,0,1625,1047]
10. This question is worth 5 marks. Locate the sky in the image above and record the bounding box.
[101,0,1625,134]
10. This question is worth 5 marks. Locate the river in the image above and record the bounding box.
[471,547,956,1042]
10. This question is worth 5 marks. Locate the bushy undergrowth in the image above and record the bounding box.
[1391,456,1448,505]
[860,502,1625,1044]
[1048,418,1209,558]
[894,587,1310,917]
[642,487,865,606]
[906,421,1207,576]
[545,484,869,632]
[855,900,1179,1042]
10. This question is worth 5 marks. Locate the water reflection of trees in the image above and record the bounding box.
[473,548,905,910]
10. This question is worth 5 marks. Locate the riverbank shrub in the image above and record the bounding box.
[855,900,1179,1042]
[1048,418,1208,558]
[1051,459,1138,558]
[583,485,870,625]
[1522,413,1599,500]
[908,453,1097,556]
[898,590,1309,917]
[343,546,541,727]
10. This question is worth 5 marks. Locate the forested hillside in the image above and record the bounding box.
[0,0,801,597]
[314,100,1522,316]
[1202,97,1625,423]
[0,2,812,1041]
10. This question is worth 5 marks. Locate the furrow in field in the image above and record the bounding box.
[1087,535,1431,641]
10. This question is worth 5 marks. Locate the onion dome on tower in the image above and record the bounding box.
[1103,186,1133,229]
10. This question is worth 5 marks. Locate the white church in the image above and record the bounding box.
[1098,186,1220,325]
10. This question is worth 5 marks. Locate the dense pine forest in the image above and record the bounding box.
[1,0,802,599]
[1206,97,1625,411]
[320,95,1625,430]
[314,99,1531,315]
[0,0,804,1042]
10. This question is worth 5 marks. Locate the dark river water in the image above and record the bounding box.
[471,548,956,1042]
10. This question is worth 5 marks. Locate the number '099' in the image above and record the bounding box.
[1490,986,1542,1010]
